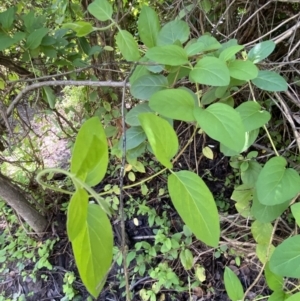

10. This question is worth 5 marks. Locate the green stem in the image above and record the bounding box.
[94,21,116,31]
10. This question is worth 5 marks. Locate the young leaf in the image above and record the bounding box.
[72,204,113,298]
[236,101,271,132]
[256,156,300,205]
[126,102,153,126]
[251,71,287,92]
[224,267,244,301]
[285,293,300,301]
[256,243,275,264]
[71,117,108,186]
[87,0,113,21]
[251,220,273,244]
[189,57,230,86]
[138,6,160,48]
[168,171,220,247]
[119,126,146,150]
[138,113,178,168]
[42,86,56,109]
[269,235,300,278]
[67,188,88,241]
[157,20,190,46]
[25,28,49,49]
[264,262,283,292]
[130,74,168,100]
[180,249,194,270]
[251,191,290,223]
[62,21,94,37]
[228,60,258,80]
[116,30,140,61]
[248,40,276,63]
[149,89,196,122]
[291,203,300,227]
[145,45,189,66]
[219,45,244,61]
[194,103,245,152]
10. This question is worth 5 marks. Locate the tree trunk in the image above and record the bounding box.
[0,173,47,236]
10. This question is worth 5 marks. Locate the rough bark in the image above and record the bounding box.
[0,173,47,236]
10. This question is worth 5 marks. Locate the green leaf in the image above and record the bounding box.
[265,262,283,292]
[120,126,146,150]
[231,184,253,217]
[157,20,190,46]
[194,103,245,152]
[291,203,300,227]
[145,45,189,66]
[138,6,160,48]
[285,293,300,301]
[129,64,150,84]
[228,60,258,80]
[224,267,244,301]
[139,113,178,168]
[126,102,153,126]
[62,21,94,37]
[270,235,300,278]
[26,28,49,50]
[256,156,300,205]
[116,30,140,61]
[251,191,290,223]
[189,57,230,86]
[0,33,16,51]
[67,188,88,241]
[42,87,56,109]
[87,0,113,21]
[236,101,271,132]
[248,40,276,63]
[71,117,108,186]
[72,204,113,298]
[168,171,220,247]
[251,220,272,244]
[185,36,221,56]
[219,45,244,61]
[130,74,168,100]
[268,290,289,301]
[0,7,15,29]
[241,161,262,186]
[256,243,275,264]
[251,71,287,92]
[180,249,194,270]
[149,89,195,122]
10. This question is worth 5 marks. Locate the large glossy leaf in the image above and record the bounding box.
[256,156,300,205]
[157,20,189,46]
[26,28,49,49]
[269,235,300,278]
[145,45,188,66]
[138,6,160,48]
[119,126,146,150]
[139,113,178,168]
[168,171,220,247]
[72,204,113,298]
[251,191,290,223]
[224,267,244,301]
[194,103,245,152]
[67,188,88,241]
[71,117,108,186]
[189,57,230,86]
[149,89,195,122]
[248,41,276,63]
[228,60,258,80]
[125,102,153,126]
[236,101,271,132]
[251,71,287,92]
[130,74,168,100]
[87,0,113,21]
[116,30,140,61]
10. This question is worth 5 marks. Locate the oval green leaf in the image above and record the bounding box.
[291,203,300,227]
[145,45,189,66]
[236,101,271,132]
[194,103,245,152]
[126,102,153,126]
[72,204,113,298]
[251,70,287,92]
[269,235,300,278]
[224,267,244,301]
[130,74,168,100]
[26,28,49,50]
[228,60,258,80]
[139,113,178,168]
[149,89,196,122]
[119,126,146,150]
[87,0,113,21]
[256,156,300,205]
[168,171,220,247]
[251,220,273,244]
[189,57,230,86]
[264,262,283,292]
[116,30,140,61]
[285,293,300,301]
[248,40,276,64]
[138,6,160,48]
[219,45,244,61]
